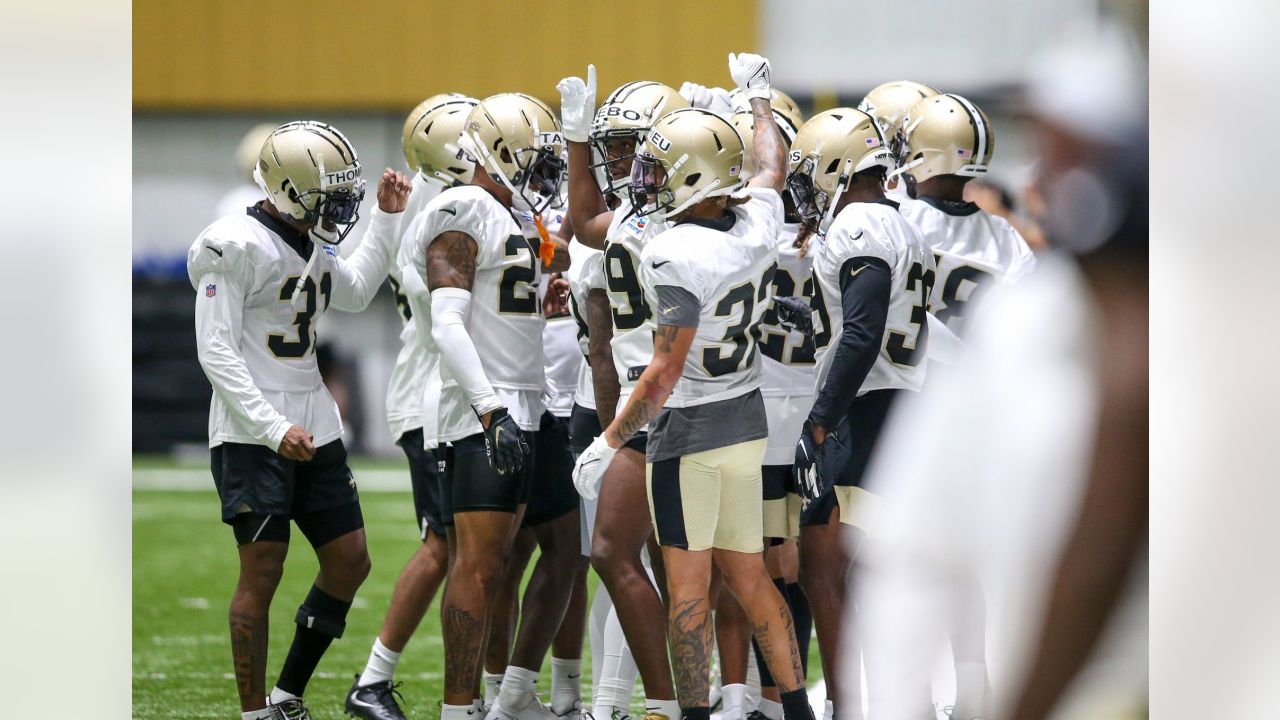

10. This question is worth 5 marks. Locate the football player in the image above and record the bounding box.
[573,52,815,720]
[412,93,566,720]
[857,81,941,203]
[891,93,1034,720]
[189,121,411,720]
[786,108,936,720]
[558,69,688,720]
[346,95,478,720]
[717,108,813,720]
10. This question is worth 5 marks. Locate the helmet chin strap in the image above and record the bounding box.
[818,158,854,236]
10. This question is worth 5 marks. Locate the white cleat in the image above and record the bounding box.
[485,693,560,720]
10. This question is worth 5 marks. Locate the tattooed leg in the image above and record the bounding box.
[442,510,521,704]
[231,540,287,711]
[661,547,715,708]
[715,548,806,693]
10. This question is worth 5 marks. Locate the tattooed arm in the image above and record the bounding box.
[585,288,621,428]
[602,322,695,448]
[746,95,787,193]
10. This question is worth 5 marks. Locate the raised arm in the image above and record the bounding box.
[330,169,412,311]
[558,66,614,248]
[727,52,785,192]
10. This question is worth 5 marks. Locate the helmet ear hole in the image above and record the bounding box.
[684,172,701,187]
[824,159,841,174]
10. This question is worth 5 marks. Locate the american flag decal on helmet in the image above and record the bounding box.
[957,148,972,157]
[205,284,217,297]
[866,137,880,147]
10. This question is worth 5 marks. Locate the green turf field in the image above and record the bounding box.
[133,459,822,720]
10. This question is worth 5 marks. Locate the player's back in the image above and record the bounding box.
[900,196,1035,336]
[640,188,783,409]
[759,222,819,396]
[811,200,935,396]
[413,185,546,439]
[189,206,341,394]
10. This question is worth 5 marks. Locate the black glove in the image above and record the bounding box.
[773,296,814,338]
[794,419,826,501]
[483,408,530,476]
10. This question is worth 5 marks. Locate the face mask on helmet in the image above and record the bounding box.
[628,153,671,218]
[785,160,824,234]
[509,145,565,214]
[589,131,641,196]
[295,177,367,244]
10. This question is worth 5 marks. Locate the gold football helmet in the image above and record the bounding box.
[590,81,688,196]
[629,108,744,219]
[858,80,941,164]
[895,93,995,188]
[254,120,365,244]
[401,93,467,170]
[728,109,799,180]
[785,108,893,235]
[730,87,805,128]
[403,95,480,187]
[465,93,566,214]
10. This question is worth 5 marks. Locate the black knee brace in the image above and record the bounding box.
[294,584,352,639]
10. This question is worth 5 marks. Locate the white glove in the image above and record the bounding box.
[679,82,737,117]
[556,64,597,143]
[728,52,772,101]
[572,434,617,501]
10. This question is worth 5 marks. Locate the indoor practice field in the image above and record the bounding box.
[133,456,833,720]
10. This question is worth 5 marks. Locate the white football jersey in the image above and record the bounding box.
[811,200,936,397]
[384,176,448,442]
[566,239,603,410]
[189,204,399,449]
[602,198,668,410]
[899,197,1036,337]
[640,188,783,408]
[413,185,546,442]
[758,222,818,464]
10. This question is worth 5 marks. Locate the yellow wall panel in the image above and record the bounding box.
[133,0,760,111]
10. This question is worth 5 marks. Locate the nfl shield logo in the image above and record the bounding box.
[205,284,217,297]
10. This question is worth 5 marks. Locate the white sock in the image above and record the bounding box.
[498,665,540,708]
[823,699,834,720]
[595,605,639,718]
[646,698,681,720]
[484,671,505,707]
[443,702,476,720]
[589,587,612,689]
[551,657,582,714]
[242,710,275,720]
[953,662,988,719]
[722,683,748,720]
[268,687,298,704]
[758,699,783,720]
[745,652,762,707]
[474,698,486,712]
[358,637,403,687]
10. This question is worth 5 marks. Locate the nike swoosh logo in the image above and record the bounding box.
[652,260,671,268]
[851,230,864,240]
[660,306,679,315]
[440,207,457,216]
[205,245,223,256]
[849,265,867,279]
[567,673,580,679]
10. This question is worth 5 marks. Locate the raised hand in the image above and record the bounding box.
[556,64,597,143]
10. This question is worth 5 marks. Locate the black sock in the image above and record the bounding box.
[787,581,812,679]
[780,688,815,720]
[681,708,710,720]
[276,585,352,696]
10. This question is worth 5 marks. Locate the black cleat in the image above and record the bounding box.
[345,674,408,720]
[270,698,314,720]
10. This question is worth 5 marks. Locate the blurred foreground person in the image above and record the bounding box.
[851,22,1147,720]
[189,121,410,720]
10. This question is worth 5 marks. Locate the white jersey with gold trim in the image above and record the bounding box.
[413,185,546,442]
[601,197,668,411]
[899,197,1035,337]
[811,200,935,396]
[759,222,818,464]
[385,175,448,442]
[640,188,783,408]
[189,204,399,449]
